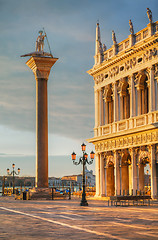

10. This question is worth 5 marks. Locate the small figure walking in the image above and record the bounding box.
[35,30,46,52]
[147,8,153,24]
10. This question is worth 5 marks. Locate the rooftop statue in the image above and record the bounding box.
[147,8,153,23]
[36,30,46,52]
[112,30,117,45]
[129,19,134,35]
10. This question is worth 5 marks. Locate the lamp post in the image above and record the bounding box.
[7,164,20,194]
[71,143,95,206]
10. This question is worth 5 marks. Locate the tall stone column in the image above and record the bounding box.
[148,66,155,112]
[94,90,99,128]
[129,148,137,195]
[114,151,120,195]
[150,145,157,198]
[129,75,135,117]
[26,56,58,188]
[100,154,105,196]
[95,153,100,196]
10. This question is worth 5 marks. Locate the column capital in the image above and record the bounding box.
[26,56,58,80]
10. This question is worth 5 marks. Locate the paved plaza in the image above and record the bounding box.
[0,196,157,240]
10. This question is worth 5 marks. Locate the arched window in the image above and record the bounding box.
[139,75,149,115]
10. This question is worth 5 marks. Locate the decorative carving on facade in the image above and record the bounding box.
[106,153,114,167]
[138,149,150,166]
[94,47,158,86]
[94,130,158,153]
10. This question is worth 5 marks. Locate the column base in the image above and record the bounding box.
[29,187,52,200]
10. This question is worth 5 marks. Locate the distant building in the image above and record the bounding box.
[48,177,62,186]
[61,167,95,187]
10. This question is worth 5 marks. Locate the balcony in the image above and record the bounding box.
[94,111,158,138]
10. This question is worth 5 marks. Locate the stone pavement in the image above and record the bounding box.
[0,196,158,240]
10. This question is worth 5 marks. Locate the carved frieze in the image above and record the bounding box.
[94,130,158,153]
[94,47,158,85]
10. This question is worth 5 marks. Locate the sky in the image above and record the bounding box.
[0,0,157,177]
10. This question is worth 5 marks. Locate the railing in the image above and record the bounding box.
[94,111,158,137]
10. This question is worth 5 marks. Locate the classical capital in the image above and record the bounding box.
[26,56,58,81]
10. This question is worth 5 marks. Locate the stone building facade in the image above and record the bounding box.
[87,12,158,199]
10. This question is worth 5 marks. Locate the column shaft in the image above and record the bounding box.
[151,145,157,198]
[100,154,105,196]
[114,151,120,195]
[95,153,100,196]
[36,78,48,188]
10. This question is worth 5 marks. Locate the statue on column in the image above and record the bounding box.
[36,30,46,52]
[112,30,117,45]
[146,8,153,24]
[129,19,134,35]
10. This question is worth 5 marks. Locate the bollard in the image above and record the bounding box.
[52,188,54,200]
[69,187,71,200]
[23,191,27,200]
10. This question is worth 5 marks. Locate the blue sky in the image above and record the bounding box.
[0,0,157,177]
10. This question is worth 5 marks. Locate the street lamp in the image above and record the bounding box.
[71,143,95,206]
[7,163,20,194]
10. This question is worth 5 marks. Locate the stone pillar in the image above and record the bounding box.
[121,165,129,195]
[139,165,144,192]
[148,66,155,112]
[150,145,157,198]
[120,95,124,120]
[100,89,104,125]
[129,34,134,47]
[100,154,105,196]
[26,56,58,188]
[94,90,99,128]
[137,88,142,115]
[113,83,118,122]
[95,153,100,196]
[129,75,136,117]
[114,151,120,195]
[147,23,154,37]
[129,148,137,195]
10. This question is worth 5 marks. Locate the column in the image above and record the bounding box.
[100,89,104,125]
[148,66,155,112]
[120,95,124,120]
[114,151,120,195]
[129,148,137,195]
[130,75,136,117]
[137,87,142,115]
[157,79,158,110]
[100,154,105,196]
[94,90,99,128]
[150,145,157,198]
[95,153,100,196]
[26,56,58,188]
[113,82,118,122]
